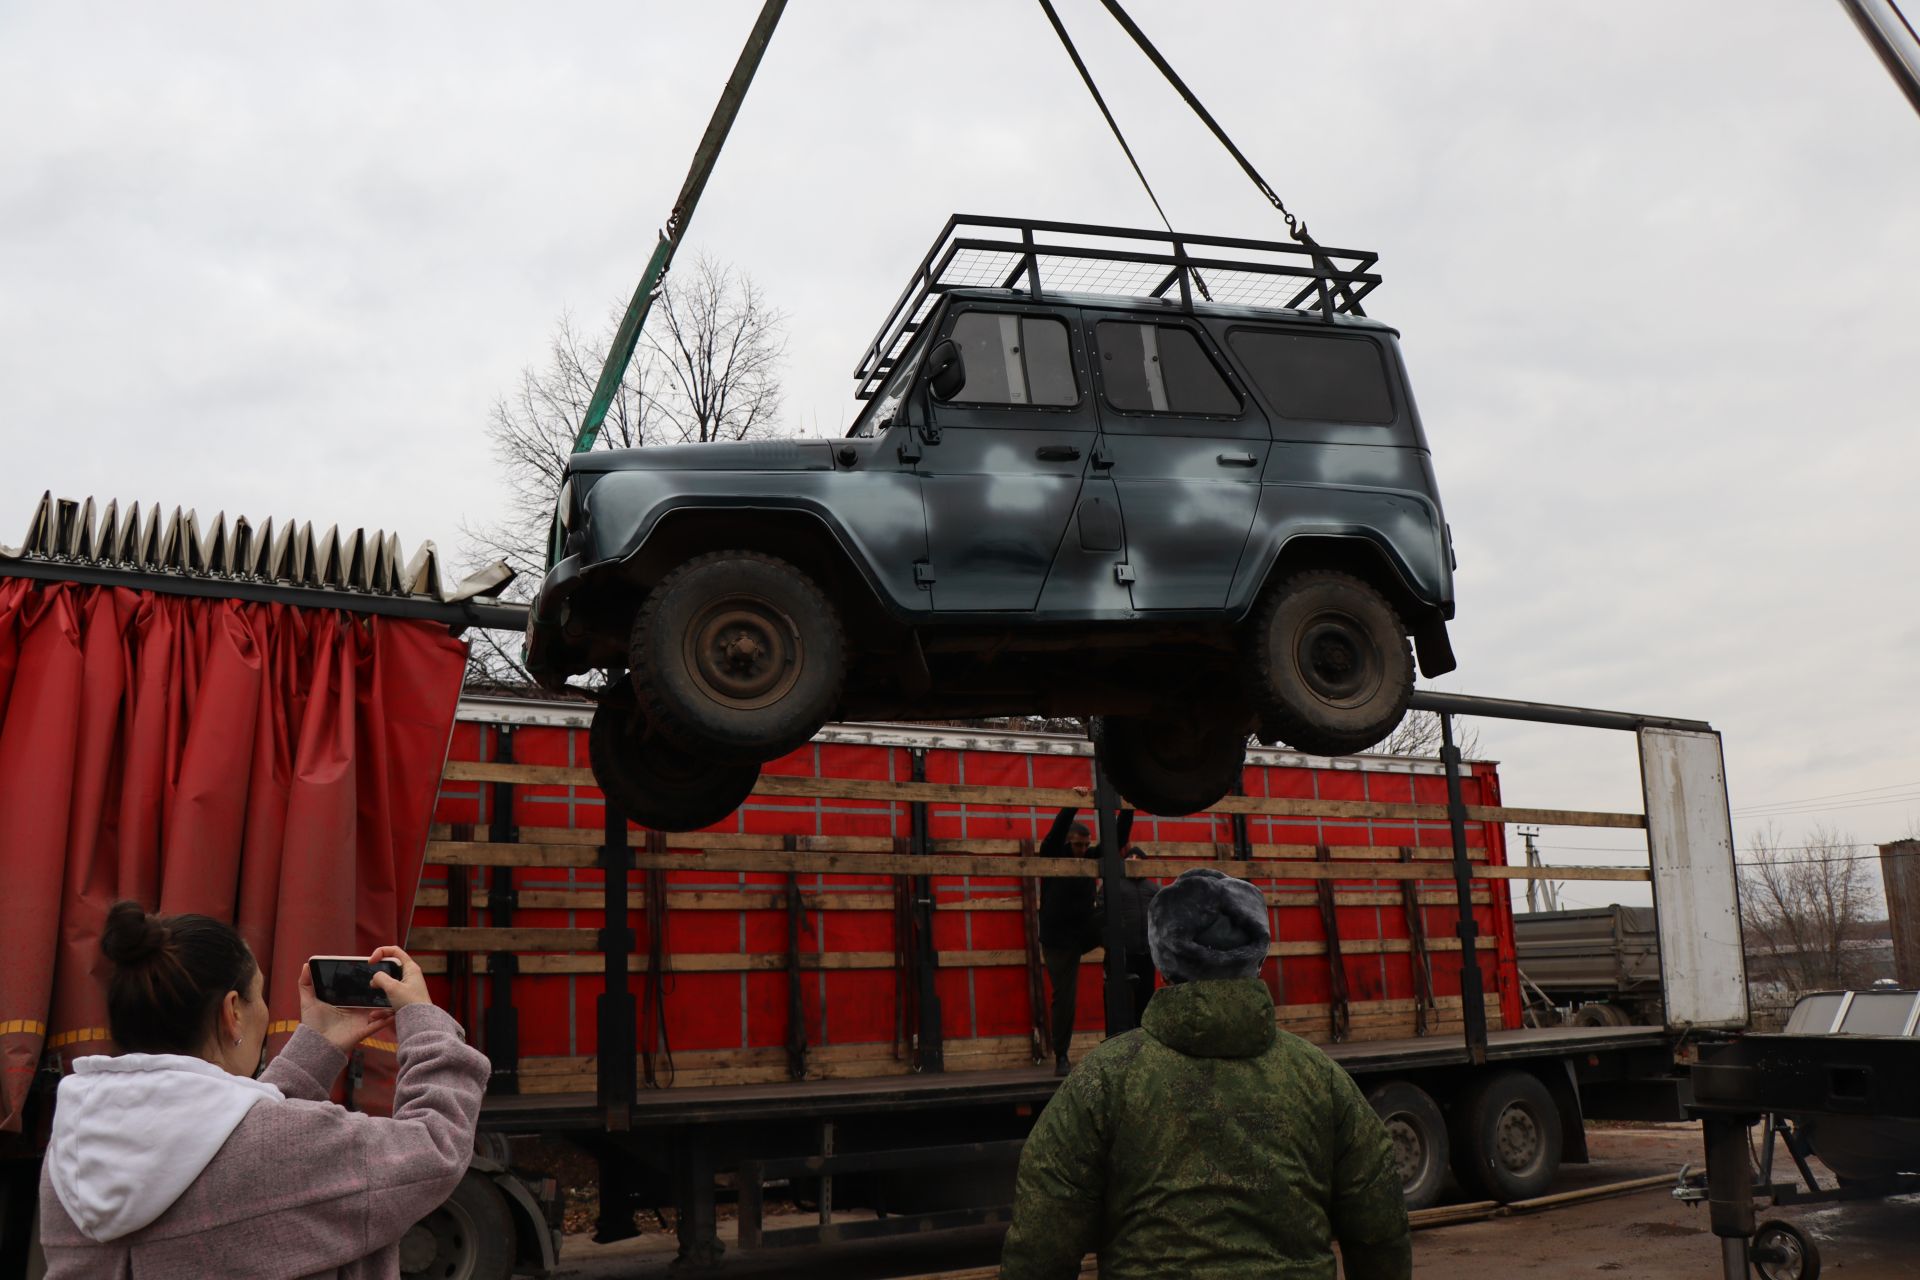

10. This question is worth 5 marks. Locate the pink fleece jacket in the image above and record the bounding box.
[39,1003,491,1279]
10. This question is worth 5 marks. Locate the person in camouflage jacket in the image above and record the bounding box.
[1000,868,1411,1280]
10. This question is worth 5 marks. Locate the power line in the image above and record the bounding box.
[1730,777,1920,812]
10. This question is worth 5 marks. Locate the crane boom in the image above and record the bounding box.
[1838,0,1920,118]
[571,0,788,454]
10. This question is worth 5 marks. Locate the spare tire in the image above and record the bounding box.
[630,551,845,764]
[1091,714,1246,817]
[589,685,760,832]
[1247,570,1412,757]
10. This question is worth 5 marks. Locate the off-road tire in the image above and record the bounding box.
[629,551,845,764]
[1367,1080,1451,1210]
[1248,570,1413,757]
[589,685,761,832]
[1448,1069,1563,1202]
[1090,713,1247,817]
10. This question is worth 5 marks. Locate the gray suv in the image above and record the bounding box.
[527,217,1457,830]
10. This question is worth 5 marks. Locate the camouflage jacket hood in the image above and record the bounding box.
[1000,979,1411,1280]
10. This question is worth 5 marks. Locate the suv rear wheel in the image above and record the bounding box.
[1248,570,1413,757]
[589,685,761,832]
[630,551,846,764]
[1091,713,1247,816]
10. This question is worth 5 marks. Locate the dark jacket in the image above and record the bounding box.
[1037,807,1096,950]
[1107,871,1158,954]
[1001,979,1412,1280]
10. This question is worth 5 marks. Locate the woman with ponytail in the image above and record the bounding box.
[38,902,490,1279]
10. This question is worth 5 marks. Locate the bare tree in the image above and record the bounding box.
[1739,825,1877,996]
[644,256,786,444]
[1376,708,1482,760]
[462,257,787,683]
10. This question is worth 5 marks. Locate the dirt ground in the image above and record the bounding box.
[553,1123,1920,1278]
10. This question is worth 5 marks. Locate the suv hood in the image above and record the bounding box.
[568,439,833,474]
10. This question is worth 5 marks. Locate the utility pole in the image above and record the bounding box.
[1520,827,1542,913]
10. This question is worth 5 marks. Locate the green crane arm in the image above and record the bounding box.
[570,0,789,455]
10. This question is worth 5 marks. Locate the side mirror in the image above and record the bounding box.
[926,339,966,402]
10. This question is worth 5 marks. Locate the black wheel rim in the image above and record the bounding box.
[1293,609,1384,708]
[684,594,803,710]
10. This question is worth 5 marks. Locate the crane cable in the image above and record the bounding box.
[1040,0,1360,312]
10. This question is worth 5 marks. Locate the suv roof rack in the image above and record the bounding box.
[854,214,1381,399]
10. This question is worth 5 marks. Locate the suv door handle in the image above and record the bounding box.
[1217,451,1258,467]
[1036,445,1082,461]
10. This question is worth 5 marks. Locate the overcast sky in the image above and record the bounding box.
[4,1,1917,907]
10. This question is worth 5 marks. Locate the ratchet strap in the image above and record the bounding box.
[1036,0,1177,237]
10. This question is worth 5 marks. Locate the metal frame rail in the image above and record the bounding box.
[854,214,1383,399]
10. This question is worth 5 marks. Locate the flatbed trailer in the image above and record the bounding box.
[412,687,1743,1269]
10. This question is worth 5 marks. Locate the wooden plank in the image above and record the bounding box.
[411,885,1489,913]
[441,762,1644,829]
[424,842,1526,881]
[406,927,598,952]
[430,825,1486,863]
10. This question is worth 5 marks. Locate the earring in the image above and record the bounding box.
[233,1037,241,1048]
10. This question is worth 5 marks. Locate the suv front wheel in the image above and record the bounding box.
[1248,570,1413,757]
[630,550,846,764]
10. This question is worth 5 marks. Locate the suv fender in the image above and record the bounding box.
[1238,529,1455,678]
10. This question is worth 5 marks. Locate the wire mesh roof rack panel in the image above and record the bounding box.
[854,214,1382,399]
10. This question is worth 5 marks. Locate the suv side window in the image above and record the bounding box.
[1226,329,1395,424]
[1095,321,1239,416]
[947,311,1077,407]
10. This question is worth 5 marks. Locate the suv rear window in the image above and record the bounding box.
[1096,322,1239,415]
[948,312,1077,406]
[1227,329,1394,424]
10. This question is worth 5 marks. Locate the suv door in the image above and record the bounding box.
[917,304,1095,611]
[1083,313,1268,610]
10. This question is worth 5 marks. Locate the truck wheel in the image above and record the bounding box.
[1248,571,1412,757]
[590,685,760,832]
[1449,1070,1563,1202]
[1367,1081,1450,1210]
[1570,1002,1632,1028]
[399,1172,514,1280]
[1090,714,1246,816]
[630,551,845,764]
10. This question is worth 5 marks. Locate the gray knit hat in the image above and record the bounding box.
[1147,868,1270,983]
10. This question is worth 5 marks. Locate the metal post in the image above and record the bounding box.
[1702,1112,1757,1279]
[596,769,636,1129]
[1440,714,1489,1062]
[1880,840,1920,987]
[1092,752,1132,1035]
[484,727,520,1094]
[909,749,945,1070]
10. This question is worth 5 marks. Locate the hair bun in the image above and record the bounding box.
[101,900,169,967]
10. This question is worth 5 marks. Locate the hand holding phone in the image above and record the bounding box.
[308,956,405,1008]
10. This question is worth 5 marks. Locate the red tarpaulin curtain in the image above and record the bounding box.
[0,579,468,1133]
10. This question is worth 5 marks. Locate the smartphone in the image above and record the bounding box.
[308,956,403,1008]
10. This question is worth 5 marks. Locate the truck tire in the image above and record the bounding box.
[630,551,845,764]
[1367,1080,1450,1210]
[590,685,760,832]
[1570,1001,1632,1028]
[1090,713,1246,816]
[1247,571,1412,757]
[1449,1070,1563,1202]
[399,1172,514,1280]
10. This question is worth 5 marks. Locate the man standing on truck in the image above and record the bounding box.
[1038,787,1109,1077]
[1002,868,1411,1280]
